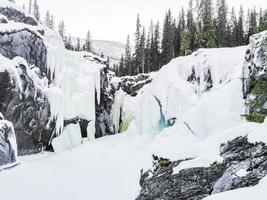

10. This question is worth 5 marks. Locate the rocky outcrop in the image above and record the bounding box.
[0,30,47,78]
[0,113,17,166]
[242,31,267,123]
[0,6,38,26]
[0,6,53,155]
[0,61,52,155]
[120,74,152,97]
[137,136,267,200]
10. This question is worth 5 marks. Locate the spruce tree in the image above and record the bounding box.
[215,0,228,47]
[85,31,92,52]
[228,7,238,46]
[187,0,197,51]
[58,21,66,39]
[140,27,146,74]
[29,0,32,14]
[199,0,216,48]
[76,38,81,51]
[145,22,153,73]
[134,14,142,75]
[247,8,258,41]
[259,9,267,31]
[180,30,191,55]
[33,0,40,22]
[151,22,161,71]
[236,6,245,45]
[50,15,55,30]
[124,35,132,75]
[161,9,175,65]
[118,55,125,77]
[44,11,50,27]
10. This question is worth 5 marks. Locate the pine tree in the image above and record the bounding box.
[151,21,161,71]
[50,15,55,30]
[259,8,267,31]
[33,0,40,22]
[44,11,50,27]
[124,35,132,75]
[145,22,153,73]
[85,31,92,52]
[180,30,191,55]
[187,0,197,51]
[247,8,258,41]
[161,9,175,65]
[236,6,245,45]
[76,38,81,51]
[215,0,228,47]
[199,0,216,48]
[173,19,181,57]
[44,11,55,29]
[118,55,125,77]
[29,0,32,14]
[134,14,142,75]
[58,21,66,39]
[140,27,146,74]
[228,7,238,46]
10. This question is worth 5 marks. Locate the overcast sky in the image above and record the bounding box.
[16,0,267,43]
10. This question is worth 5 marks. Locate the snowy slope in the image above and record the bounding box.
[92,39,126,60]
[72,37,125,61]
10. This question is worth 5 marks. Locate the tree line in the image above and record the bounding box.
[114,0,267,77]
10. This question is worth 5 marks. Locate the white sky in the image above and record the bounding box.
[16,0,267,43]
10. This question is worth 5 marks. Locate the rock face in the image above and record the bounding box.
[0,114,17,166]
[0,7,38,26]
[120,74,152,97]
[242,31,267,123]
[0,30,47,77]
[0,62,52,155]
[136,136,267,200]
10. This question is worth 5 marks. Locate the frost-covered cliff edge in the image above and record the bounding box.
[0,1,115,162]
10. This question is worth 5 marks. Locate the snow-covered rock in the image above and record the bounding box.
[0,0,37,26]
[0,2,114,154]
[242,31,267,123]
[137,136,267,200]
[0,113,17,166]
[0,55,51,155]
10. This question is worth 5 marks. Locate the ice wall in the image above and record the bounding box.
[120,46,247,138]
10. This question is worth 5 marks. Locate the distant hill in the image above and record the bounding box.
[71,37,126,62]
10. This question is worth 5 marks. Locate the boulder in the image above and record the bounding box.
[136,136,267,200]
[0,6,38,26]
[0,61,52,155]
[0,113,17,166]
